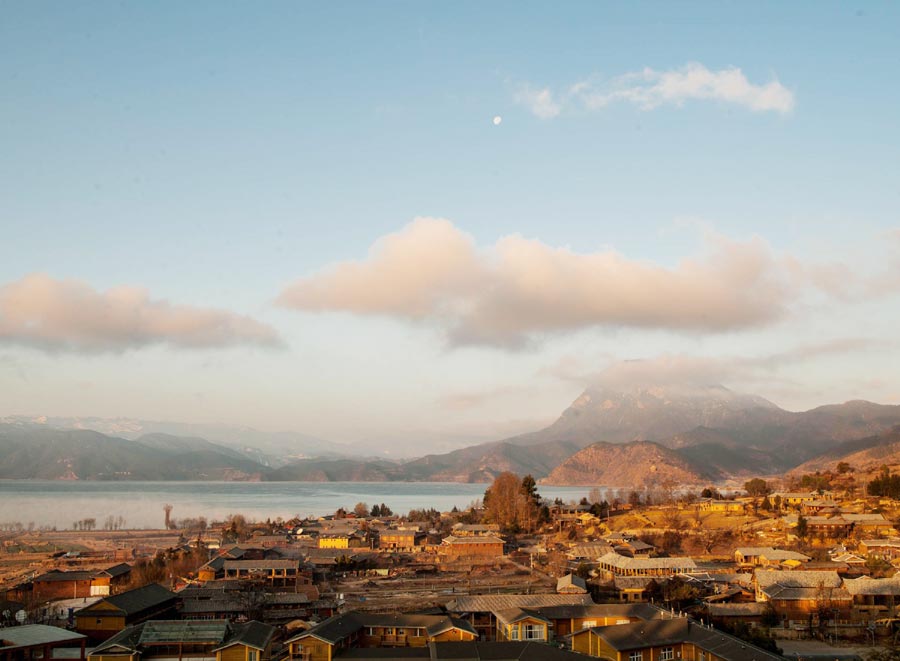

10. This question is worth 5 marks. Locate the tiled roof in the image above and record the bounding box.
[842,577,900,596]
[596,552,697,571]
[77,583,176,617]
[586,618,783,661]
[285,612,476,645]
[754,569,842,589]
[446,594,593,613]
[0,625,85,649]
[441,535,504,545]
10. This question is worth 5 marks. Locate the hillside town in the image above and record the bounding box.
[5,468,900,661]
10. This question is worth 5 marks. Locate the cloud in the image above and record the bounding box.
[544,339,887,390]
[513,85,562,119]
[515,62,794,118]
[0,273,282,352]
[278,218,791,348]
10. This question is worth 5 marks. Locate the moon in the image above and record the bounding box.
[492,115,502,126]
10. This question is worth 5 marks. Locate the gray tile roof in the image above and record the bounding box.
[587,618,783,661]
[754,569,842,589]
[76,583,177,617]
[0,625,85,649]
[445,594,593,613]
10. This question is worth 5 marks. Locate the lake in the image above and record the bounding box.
[0,481,597,529]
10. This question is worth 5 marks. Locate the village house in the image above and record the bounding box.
[222,559,301,589]
[87,620,275,661]
[439,535,504,561]
[859,539,900,561]
[74,584,179,642]
[595,553,697,579]
[842,576,900,622]
[754,569,851,623]
[698,500,745,514]
[557,574,588,594]
[377,529,424,552]
[0,624,87,661]
[285,612,477,661]
[775,492,821,507]
[317,532,366,550]
[445,595,662,642]
[30,570,94,602]
[450,524,500,537]
[570,617,783,661]
[734,547,810,567]
[89,564,132,597]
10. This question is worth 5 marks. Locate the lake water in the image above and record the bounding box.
[0,481,596,529]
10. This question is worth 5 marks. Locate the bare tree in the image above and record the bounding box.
[164,504,173,530]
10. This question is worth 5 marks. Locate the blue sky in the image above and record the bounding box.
[1,2,899,452]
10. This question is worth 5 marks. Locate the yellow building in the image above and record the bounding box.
[88,621,274,661]
[286,612,477,661]
[571,618,783,661]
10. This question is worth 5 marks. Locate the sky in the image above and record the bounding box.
[1,1,899,452]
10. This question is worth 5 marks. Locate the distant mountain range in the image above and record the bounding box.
[4,385,900,486]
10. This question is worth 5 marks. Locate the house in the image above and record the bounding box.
[734,547,810,567]
[493,608,551,642]
[285,612,477,661]
[439,536,504,561]
[842,576,900,621]
[803,516,854,538]
[705,602,771,627]
[775,492,819,507]
[378,530,424,552]
[74,584,179,642]
[859,539,900,561]
[222,559,300,588]
[754,570,850,622]
[842,513,894,534]
[614,577,657,603]
[90,564,132,597]
[87,620,275,661]
[445,594,595,641]
[445,595,662,642]
[31,570,94,602]
[337,641,590,660]
[595,553,697,578]
[318,532,366,550]
[571,617,783,661]
[699,500,745,514]
[557,574,588,594]
[450,524,500,537]
[0,624,86,661]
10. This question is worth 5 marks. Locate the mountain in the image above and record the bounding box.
[788,425,900,476]
[507,384,779,447]
[397,439,581,483]
[544,441,707,486]
[0,422,266,480]
[0,415,347,467]
[266,458,399,482]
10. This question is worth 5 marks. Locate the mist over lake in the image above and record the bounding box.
[0,481,595,529]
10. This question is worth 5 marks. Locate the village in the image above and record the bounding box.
[4,468,900,661]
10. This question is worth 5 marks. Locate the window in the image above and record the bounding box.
[698,652,706,661]
[629,653,643,661]
[248,650,258,661]
[508,625,519,640]
[582,620,597,629]
[660,648,674,661]
[523,623,544,641]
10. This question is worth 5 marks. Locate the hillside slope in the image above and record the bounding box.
[543,441,706,486]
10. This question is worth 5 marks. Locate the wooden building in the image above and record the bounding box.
[88,620,274,661]
[74,584,179,642]
[0,625,86,661]
[285,612,476,661]
[571,618,783,661]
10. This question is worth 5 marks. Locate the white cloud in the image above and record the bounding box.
[278,218,791,348]
[513,85,562,119]
[0,273,282,352]
[516,62,795,118]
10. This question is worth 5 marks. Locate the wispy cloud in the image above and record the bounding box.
[515,62,795,118]
[278,217,791,348]
[543,339,888,390]
[0,273,282,353]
